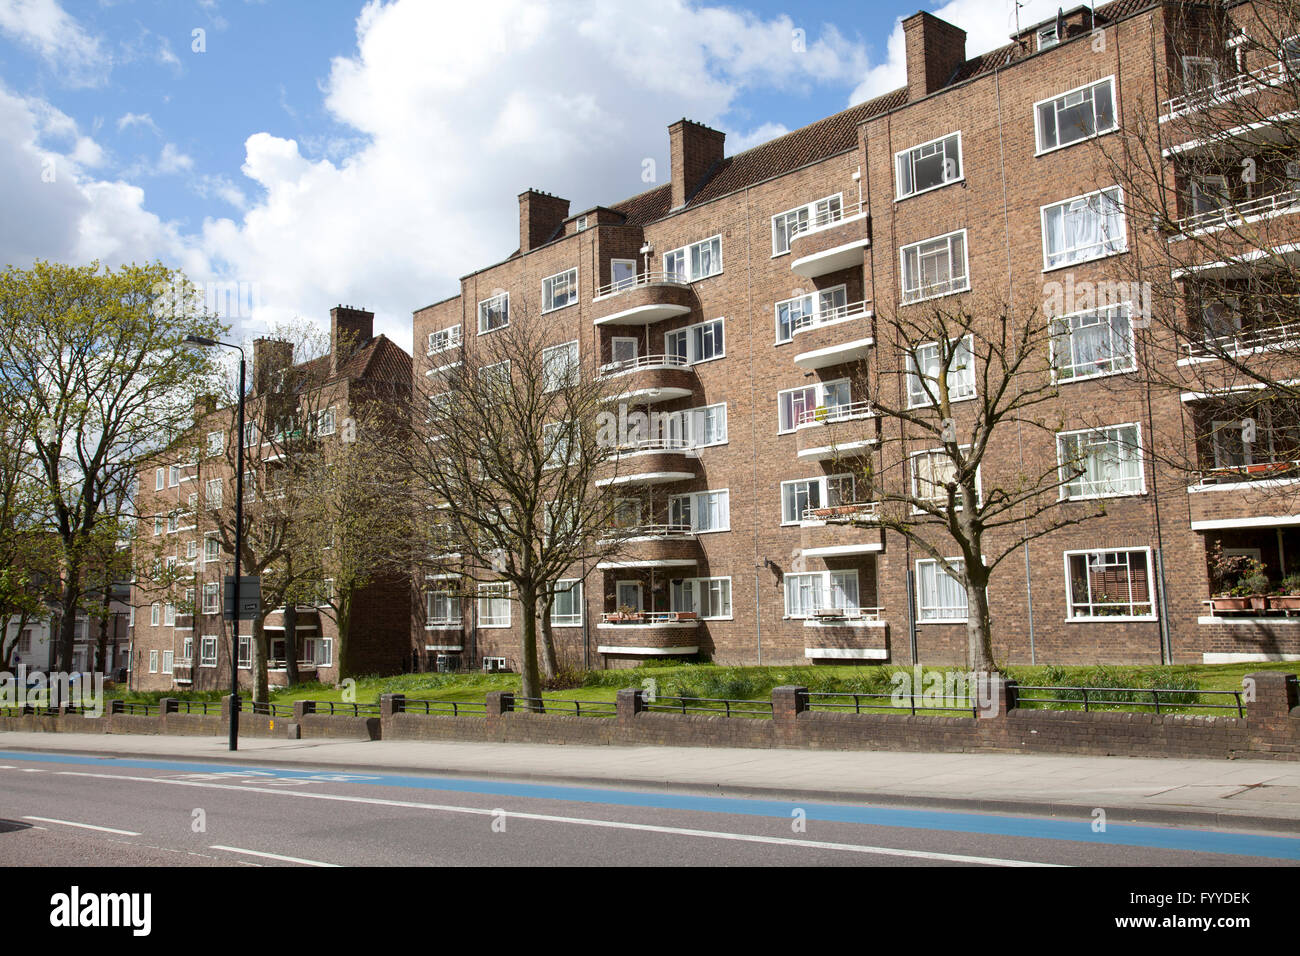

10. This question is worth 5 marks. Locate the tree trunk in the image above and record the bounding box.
[518,582,542,710]
[965,567,998,674]
[56,567,81,677]
[335,593,352,683]
[284,603,298,686]
[539,594,558,679]
[0,614,13,670]
[252,616,270,703]
[95,585,111,675]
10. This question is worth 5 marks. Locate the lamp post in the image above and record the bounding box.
[185,334,245,751]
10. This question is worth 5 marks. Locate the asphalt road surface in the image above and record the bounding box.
[0,749,1296,867]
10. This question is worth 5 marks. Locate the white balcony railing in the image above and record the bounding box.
[615,436,694,454]
[795,399,873,427]
[801,501,880,524]
[597,353,691,378]
[1161,62,1287,120]
[790,298,872,336]
[1186,319,1300,358]
[614,523,694,538]
[600,610,700,624]
[800,605,884,622]
[1197,459,1300,486]
[1173,189,1300,234]
[788,199,866,241]
[594,270,690,300]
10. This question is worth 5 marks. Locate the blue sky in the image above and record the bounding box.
[0,0,1067,349]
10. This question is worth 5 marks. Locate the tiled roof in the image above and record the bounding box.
[286,334,412,387]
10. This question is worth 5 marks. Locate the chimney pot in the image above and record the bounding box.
[669,119,725,209]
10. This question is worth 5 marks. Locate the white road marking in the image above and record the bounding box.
[55,771,1061,867]
[20,768,44,773]
[23,815,141,836]
[209,845,338,867]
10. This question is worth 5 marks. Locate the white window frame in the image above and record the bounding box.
[542,340,580,392]
[206,431,224,457]
[900,229,969,304]
[542,268,579,313]
[779,473,856,525]
[663,235,722,282]
[668,489,730,533]
[610,259,637,291]
[203,532,220,563]
[426,584,462,628]
[477,292,509,334]
[1040,186,1127,271]
[179,636,192,664]
[906,335,976,408]
[664,318,725,366]
[1063,547,1158,621]
[916,558,969,623]
[206,477,223,510]
[783,570,860,619]
[150,603,160,627]
[670,576,732,620]
[164,603,176,627]
[427,325,462,355]
[153,516,163,537]
[774,285,848,344]
[1049,302,1137,382]
[155,467,164,491]
[771,194,843,256]
[148,649,158,673]
[1056,423,1146,500]
[777,379,853,433]
[169,465,180,487]
[477,582,512,628]
[1034,76,1117,155]
[656,402,728,449]
[551,579,583,627]
[200,635,218,666]
[910,447,979,512]
[162,650,174,674]
[1037,23,1059,50]
[202,582,220,614]
[895,132,963,200]
[479,360,511,389]
[318,406,336,437]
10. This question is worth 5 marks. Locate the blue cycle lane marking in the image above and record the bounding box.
[3,749,1297,861]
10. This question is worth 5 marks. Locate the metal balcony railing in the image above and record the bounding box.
[593,270,690,300]
[597,353,691,378]
[1173,189,1300,234]
[1185,319,1300,358]
[790,298,872,335]
[614,436,694,454]
[788,199,866,241]
[1161,62,1286,119]
[795,399,873,427]
[801,501,880,523]
[599,610,700,624]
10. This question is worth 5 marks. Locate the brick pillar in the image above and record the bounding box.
[977,675,1017,719]
[379,694,404,718]
[772,685,809,723]
[293,700,315,720]
[221,694,237,720]
[109,699,125,714]
[159,697,178,714]
[486,691,514,717]
[1246,672,1298,750]
[617,688,646,722]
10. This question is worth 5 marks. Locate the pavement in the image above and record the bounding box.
[2,731,1298,832]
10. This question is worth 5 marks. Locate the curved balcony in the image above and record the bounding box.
[794,401,877,461]
[791,300,873,370]
[801,609,889,661]
[596,611,700,658]
[789,202,870,278]
[591,272,695,327]
[597,525,700,570]
[598,354,698,404]
[798,510,884,558]
[595,438,696,487]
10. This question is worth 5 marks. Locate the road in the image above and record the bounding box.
[0,749,1296,867]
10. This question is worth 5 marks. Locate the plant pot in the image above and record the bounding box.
[1250,594,1268,612]
[1211,596,1252,612]
[1268,594,1300,611]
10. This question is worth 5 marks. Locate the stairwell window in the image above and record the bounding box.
[916,558,968,622]
[1064,548,1156,620]
[901,230,969,303]
[206,478,223,510]
[1035,77,1116,153]
[542,268,579,313]
[1049,303,1136,381]
[1057,424,1145,499]
[1042,186,1126,269]
[663,236,722,282]
[895,133,962,199]
[911,448,979,510]
[478,583,511,628]
[201,636,218,666]
[203,582,220,614]
[542,341,580,391]
[906,335,976,408]
[551,579,583,627]
[317,407,336,436]
[665,318,724,365]
[426,585,462,627]
[477,292,509,334]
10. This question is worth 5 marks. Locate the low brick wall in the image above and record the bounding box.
[1,674,1296,760]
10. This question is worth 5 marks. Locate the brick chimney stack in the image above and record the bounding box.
[518,190,570,253]
[330,305,374,374]
[901,12,967,101]
[669,119,725,209]
[252,338,293,395]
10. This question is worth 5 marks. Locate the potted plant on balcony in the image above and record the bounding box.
[1243,569,1271,612]
[1270,574,1300,613]
[1207,546,1264,613]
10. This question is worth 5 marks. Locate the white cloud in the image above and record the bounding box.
[156,142,193,174]
[117,111,159,134]
[0,0,110,86]
[728,122,790,154]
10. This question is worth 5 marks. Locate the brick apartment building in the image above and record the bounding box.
[129,306,412,692]
[410,0,1299,672]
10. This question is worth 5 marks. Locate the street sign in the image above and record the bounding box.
[223,576,261,621]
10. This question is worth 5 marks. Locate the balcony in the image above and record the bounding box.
[799,501,880,527]
[595,438,696,487]
[591,272,695,327]
[1189,462,1300,530]
[596,610,700,659]
[801,607,888,661]
[789,201,870,278]
[598,354,698,404]
[1172,189,1300,237]
[1184,320,1300,361]
[794,401,877,461]
[597,524,700,570]
[1160,62,1287,122]
[798,507,884,558]
[790,299,873,370]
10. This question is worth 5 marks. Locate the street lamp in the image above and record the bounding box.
[184,334,246,751]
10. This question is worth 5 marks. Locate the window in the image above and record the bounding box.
[774,286,848,343]
[542,341,579,391]
[244,421,258,449]
[477,292,509,333]
[17,629,31,654]
[479,360,510,390]
[238,635,251,668]
[187,492,198,512]
[427,325,462,354]
[543,421,575,468]
[155,467,164,491]
[1058,424,1144,499]
[150,603,160,626]
[201,636,218,666]
[206,478,223,510]
[1181,56,1219,94]
[911,448,978,509]
[426,585,462,626]
[901,230,968,303]
[663,236,722,282]
[162,650,174,674]
[167,512,179,534]
[169,465,180,487]
[1050,303,1136,381]
[1037,23,1059,50]
[784,570,859,618]
[478,583,511,627]
[777,379,852,432]
[552,579,583,626]
[575,215,588,232]
[657,403,728,448]
[202,582,220,614]
[610,259,637,291]
[318,407,336,436]
[207,432,224,457]
[1283,35,1300,67]
[164,603,176,626]
[1065,549,1156,619]
[180,636,192,663]
[671,577,732,619]
[203,533,220,563]
[1035,77,1116,153]
[186,540,197,560]
[906,336,976,408]
[780,474,856,524]
[1042,186,1126,269]
[916,558,968,622]
[153,516,163,536]
[665,318,724,365]
[896,133,962,199]
[148,650,158,673]
[669,490,730,532]
[542,268,578,313]
[772,195,842,255]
